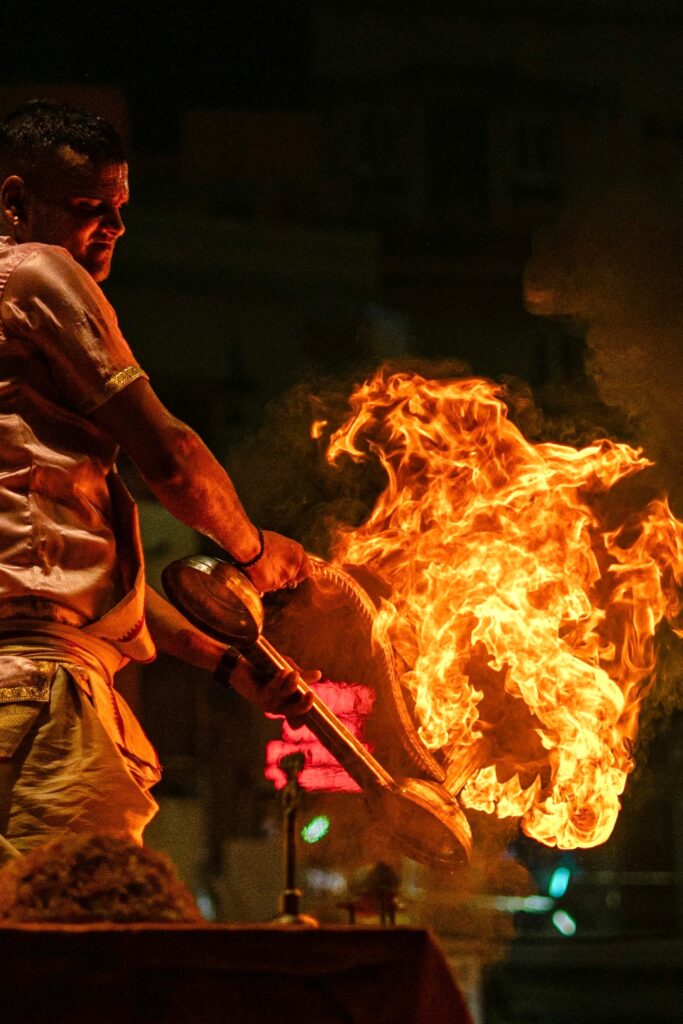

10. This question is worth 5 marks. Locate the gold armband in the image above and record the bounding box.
[81,365,149,415]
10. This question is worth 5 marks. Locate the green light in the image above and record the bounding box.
[549,866,571,899]
[301,814,331,844]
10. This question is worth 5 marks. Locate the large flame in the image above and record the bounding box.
[324,371,683,849]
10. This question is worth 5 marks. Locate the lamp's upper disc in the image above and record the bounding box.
[162,555,263,645]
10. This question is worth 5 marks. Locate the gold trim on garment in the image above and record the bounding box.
[81,365,149,415]
[0,660,54,703]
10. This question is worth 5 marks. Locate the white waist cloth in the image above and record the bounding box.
[0,666,159,857]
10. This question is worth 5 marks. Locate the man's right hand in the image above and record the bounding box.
[230,655,318,726]
[244,530,310,594]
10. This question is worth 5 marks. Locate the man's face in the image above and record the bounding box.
[20,147,129,282]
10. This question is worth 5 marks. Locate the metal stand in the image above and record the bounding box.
[269,752,319,928]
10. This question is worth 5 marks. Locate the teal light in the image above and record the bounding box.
[548,866,571,899]
[552,909,577,937]
[301,814,331,844]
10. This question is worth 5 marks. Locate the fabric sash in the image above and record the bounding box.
[0,626,161,785]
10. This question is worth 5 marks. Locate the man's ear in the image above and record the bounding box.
[0,175,28,229]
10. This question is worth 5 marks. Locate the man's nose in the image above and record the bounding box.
[102,206,125,237]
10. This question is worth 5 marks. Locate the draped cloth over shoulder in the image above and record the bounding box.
[0,236,154,639]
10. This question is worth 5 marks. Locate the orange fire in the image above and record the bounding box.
[323,371,683,850]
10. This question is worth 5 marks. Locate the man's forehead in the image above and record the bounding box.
[53,146,129,198]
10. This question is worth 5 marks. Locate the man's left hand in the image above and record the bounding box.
[244,530,310,594]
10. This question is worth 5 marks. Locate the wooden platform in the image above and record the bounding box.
[1,924,472,1024]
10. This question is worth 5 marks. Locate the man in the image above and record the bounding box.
[0,100,315,862]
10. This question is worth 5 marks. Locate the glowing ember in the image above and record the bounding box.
[311,418,329,440]
[324,371,683,849]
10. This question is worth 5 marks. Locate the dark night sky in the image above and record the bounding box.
[3,1,682,147]
[0,1,310,146]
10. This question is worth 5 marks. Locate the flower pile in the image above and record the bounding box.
[0,834,202,923]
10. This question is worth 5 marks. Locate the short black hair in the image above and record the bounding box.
[0,99,126,179]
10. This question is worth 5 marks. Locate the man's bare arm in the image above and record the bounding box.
[90,377,308,592]
[144,585,225,672]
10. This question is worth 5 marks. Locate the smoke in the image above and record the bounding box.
[524,185,683,516]
[294,788,529,959]
[524,185,683,750]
